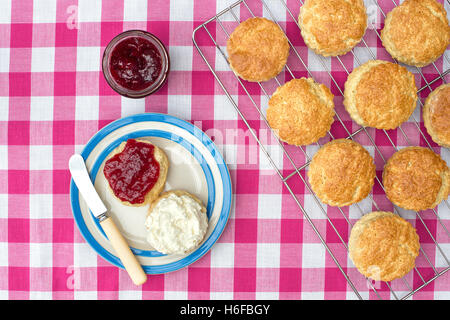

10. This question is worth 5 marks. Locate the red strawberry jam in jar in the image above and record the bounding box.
[102,30,170,98]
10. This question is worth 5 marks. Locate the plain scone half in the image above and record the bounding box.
[103,138,169,207]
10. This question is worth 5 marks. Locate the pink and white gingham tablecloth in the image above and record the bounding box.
[0,0,449,300]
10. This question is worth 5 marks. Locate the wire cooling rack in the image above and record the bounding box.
[192,0,450,300]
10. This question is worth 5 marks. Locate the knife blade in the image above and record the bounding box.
[69,154,107,219]
[69,153,147,286]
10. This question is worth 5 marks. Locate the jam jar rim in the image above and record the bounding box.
[102,29,170,99]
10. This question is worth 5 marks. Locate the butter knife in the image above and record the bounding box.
[69,154,147,286]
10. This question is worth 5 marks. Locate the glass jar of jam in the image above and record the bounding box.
[102,30,170,98]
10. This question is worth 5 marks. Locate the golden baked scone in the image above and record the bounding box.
[343,60,417,130]
[267,78,335,146]
[348,211,420,282]
[227,17,290,82]
[423,83,450,148]
[381,0,450,67]
[308,139,376,206]
[298,0,367,56]
[383,147,450,211]
[103,138,169,207]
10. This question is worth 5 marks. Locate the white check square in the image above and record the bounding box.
[0,145,7,170]
[257,194,282,219]
[75,96,99,120]
[121,96,145,118]
[30,243,53,268]
[29,194,53,219]
[169,0,193,21]
[164,291,187,300]
[257,243,280,268]
[31,47,55,73]
[303,194,327,219]
[221,144,237,171]
[210,242,234,268]
[0,48,10,73]
[169,46,193,71]
[214,95,237,120]
[29,145,53,170]
[30,96,54,121]
[0,195,7,219]
[119,290,143,300]
[30,291,53,300]
[302,243,325,268]
[0,243,7,266]
[210,292,233,299]
[76,47,101,72]
[167,95,191,119]
[74,243,98,268]
[0,97,8,121]
[74,291,97,300]
[123,0,148,22]
[33,0,57,23]
[436,244,450,268]
[0,0,11,23]
[255,292,279,300]
[301,291,324,300]
[77,0,102,22]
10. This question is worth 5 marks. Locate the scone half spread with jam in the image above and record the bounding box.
[423,83,450,148]
[145,190,208,255]
[298,0,367,57]
[349,211,420,282]
[381,0,450,67]
[103,138,169,207]
[266,77,335,146]
[226,17,290,82]
[343,60,417,130]
[383,147,450,211]
[307,139,376,207]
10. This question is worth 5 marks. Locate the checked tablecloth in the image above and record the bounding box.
[1,0,449,300]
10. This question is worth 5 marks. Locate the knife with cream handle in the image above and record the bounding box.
[69,154,147,286]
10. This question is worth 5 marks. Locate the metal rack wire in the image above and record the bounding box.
[192,0,450,300]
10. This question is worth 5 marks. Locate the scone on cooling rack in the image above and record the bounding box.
[226,17,290,82]
[145,190,208,255]
[298,0,367,57]
[103,138,169,207]
[307,139,376,207]
[349,211,420,282]
[381,0,450,67]
[266,77,335,146]
[423,83,450,148]
[343,60,417,130]
[382,147,450,212]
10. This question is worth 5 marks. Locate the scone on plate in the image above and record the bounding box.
[381,0,450,67]
[308,139,376,207]
[227,17,290,82]
[103,138,169,207]
[266,77,335,146]
[343,60,417,130]
[383,147,450,211]
[298,0,367,57]
[145,190,208,255]
[349,211,420,282]
[423,83,450,148]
